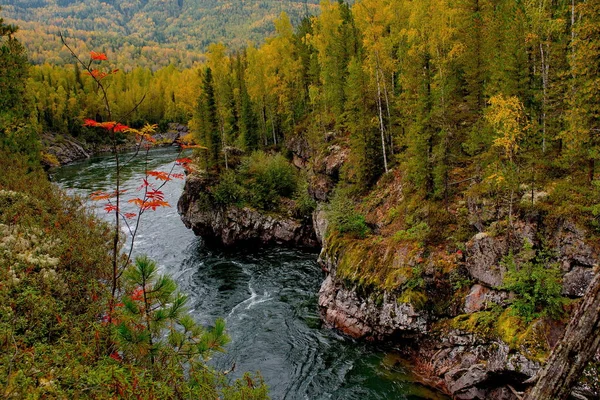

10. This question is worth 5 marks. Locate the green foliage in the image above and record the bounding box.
[0,151,269,398]
[293,175,317,219]
[327,187,369,238]
[0,13,39,164]
[393,222,430,245]
[239,151,298,210]
[502,241,565,322]
[213,169,245,206]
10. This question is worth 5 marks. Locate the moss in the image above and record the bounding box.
[397,289,427,310]
[450,309,551,362]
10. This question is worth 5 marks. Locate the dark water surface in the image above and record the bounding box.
[52,147,448,400]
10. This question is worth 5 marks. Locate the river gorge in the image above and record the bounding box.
[51,147,447,400]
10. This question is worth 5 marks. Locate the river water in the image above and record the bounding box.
[51,147,447,400]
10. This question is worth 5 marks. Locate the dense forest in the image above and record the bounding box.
[3,0,320,68]
[26,0,600,208]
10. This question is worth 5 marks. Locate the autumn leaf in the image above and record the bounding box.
[147,171,172,181]
[90,190,112,201]
[128,198,145,207]
[90,51,108,61]
[104,204,118,213]
[143,200,170,210]
[146,190,165,201]
[176,157,193,165]
[123,213,137,219]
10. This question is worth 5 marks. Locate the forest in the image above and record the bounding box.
[3,0,320,68]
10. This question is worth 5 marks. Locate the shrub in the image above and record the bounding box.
[213,169,244,206]
[293,176,316,219]
[240,151,298,210]
[327,188,369,238]
[502,241,565,322]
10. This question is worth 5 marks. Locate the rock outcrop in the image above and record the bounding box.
[177,174,318,248]
[315,208,599,399]
[42,134,90,166]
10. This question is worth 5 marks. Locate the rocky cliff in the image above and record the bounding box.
[42,123,189,167]
[315,195,599,399]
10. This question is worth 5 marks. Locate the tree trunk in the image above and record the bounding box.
[524,270,600,400]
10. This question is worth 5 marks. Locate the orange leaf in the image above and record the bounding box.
[84,119,99,127]
[90,51,108,61]
[180,144,207,149]
[127,198,145,207]
[123,212,137,219]
[142,200,170,211]
[90,191,112,201]
[104,204,118,213]
[147,171,171,181]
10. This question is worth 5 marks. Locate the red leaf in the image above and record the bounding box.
[147,171,171,181]
[176,157,193,165]
[123,212,137,219]
[146,190,164,201]
[109,352,122,362]
[84,119,99,127]
[90,51,108,61]
[171,173,185,179]
[131,287,144,301]
[137,178,151,191]
[104,204,118,213]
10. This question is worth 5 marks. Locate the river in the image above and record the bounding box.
[51,147,448,400]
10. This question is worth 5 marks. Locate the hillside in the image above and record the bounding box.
[2,0,320,68]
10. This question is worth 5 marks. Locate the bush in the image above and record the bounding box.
[328,188,370,238]
[502,241,565,322]
[293,176,316,219]
[240,151,298,210]
[213,169,244,206]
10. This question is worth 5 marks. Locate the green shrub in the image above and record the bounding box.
[213,169,245,206]
[502,241,565,322]
[240,151,298,210]
[327,188,370,238]
[293,176,317,219]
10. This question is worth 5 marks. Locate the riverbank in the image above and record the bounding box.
[40,123,189,167]
[177,138,600,399]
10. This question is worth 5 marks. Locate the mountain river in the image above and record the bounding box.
[51,147,448,400]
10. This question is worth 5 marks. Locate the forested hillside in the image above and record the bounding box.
[2,0,320,68]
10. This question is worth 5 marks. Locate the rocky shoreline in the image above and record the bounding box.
[41,123,189,167]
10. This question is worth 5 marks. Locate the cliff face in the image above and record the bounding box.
[315,199,599,399]
[177,173,318,248]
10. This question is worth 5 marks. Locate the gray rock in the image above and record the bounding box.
[318,275,427,339]
[553,220,598,271]
[466,233,508,288]
[563,266,595,297]
[312,205,329,245]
